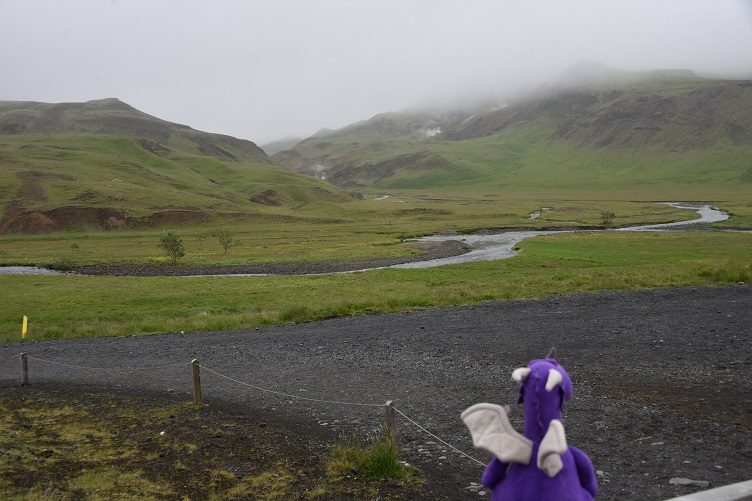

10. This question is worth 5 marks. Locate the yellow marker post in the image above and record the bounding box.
[22,316,28,339]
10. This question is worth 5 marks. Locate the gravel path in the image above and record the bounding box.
[1,284,750,500]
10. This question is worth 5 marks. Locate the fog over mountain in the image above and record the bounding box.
[2,0,751,144]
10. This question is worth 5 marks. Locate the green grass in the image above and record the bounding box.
[328,428,419,481]
[2,231,749,342]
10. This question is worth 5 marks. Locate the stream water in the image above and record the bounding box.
[391,203,729,269]
[0,266,63,276]
[0,203,731,275]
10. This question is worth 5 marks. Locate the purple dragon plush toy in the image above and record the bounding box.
[461,353,598,500]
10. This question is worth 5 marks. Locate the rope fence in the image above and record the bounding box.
[17,352,485,468]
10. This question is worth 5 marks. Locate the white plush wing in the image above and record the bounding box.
[537,419,568,478]
[461,403,533,464]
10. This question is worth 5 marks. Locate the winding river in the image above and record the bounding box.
[0,203,731,276]
[391,202,728,269]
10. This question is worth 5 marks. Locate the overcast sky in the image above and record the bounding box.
[2,0,752,144]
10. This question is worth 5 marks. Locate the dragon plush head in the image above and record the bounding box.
[512,354,573,441]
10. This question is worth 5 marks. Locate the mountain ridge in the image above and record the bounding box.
[272,73,752,190]
[0,99,353,234]
[0,98,271,164]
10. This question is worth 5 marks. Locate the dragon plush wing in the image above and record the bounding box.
[461,403,533,464]
[537,419,568,478]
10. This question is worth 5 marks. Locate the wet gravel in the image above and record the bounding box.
[1,284,750,500]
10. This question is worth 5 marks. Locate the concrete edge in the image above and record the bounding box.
[664,479,752,501]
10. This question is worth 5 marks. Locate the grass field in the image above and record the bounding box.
[1,197,748,268]
[3,230,750,342]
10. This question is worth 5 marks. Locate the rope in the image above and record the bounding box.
[393,406,486,467]
[199,365,383,408]
[25,355,188,372]
[21,354,486,468]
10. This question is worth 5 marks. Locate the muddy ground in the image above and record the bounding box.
[1,284,750,500]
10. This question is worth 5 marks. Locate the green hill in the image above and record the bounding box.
[0,100,354,234]
[272,72,752,198]
[0,98,270,162]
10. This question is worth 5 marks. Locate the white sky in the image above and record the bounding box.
[2,0,752,144]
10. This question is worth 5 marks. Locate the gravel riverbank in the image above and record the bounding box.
[1,284,750,499]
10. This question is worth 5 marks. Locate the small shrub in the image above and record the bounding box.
[327,427,417,481]
[212,228,239,254]
[159,230,185,265]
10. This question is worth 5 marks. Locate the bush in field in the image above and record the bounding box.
[600,211,616,225]
[159,230,185,265]
[213,228,239,254]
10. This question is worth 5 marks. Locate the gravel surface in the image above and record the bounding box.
[1,284,750,500]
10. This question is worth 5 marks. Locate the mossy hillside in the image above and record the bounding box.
[0,134,352,219]
[290,120,751,198]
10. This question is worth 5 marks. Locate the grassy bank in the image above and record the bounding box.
[1,198,748,269]
[3,231,750,342]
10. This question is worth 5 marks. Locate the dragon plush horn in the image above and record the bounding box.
[546,347,557,359]
[545,369,564,391]
[512,367,531,382]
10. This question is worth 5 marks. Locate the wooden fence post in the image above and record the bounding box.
[385,400,397,460]
[21,352,28,385]
[191,359,202,405]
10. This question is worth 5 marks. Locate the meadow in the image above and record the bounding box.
[2,206,750,342]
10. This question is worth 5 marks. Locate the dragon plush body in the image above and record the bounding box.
[462,357,598,500]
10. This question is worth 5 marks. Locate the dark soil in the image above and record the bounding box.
[0,385,422,499]
[1,284,750,500]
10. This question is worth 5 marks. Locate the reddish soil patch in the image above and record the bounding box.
[251,190,283,206]
[0,207,128,234]
[0,207,211,234]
